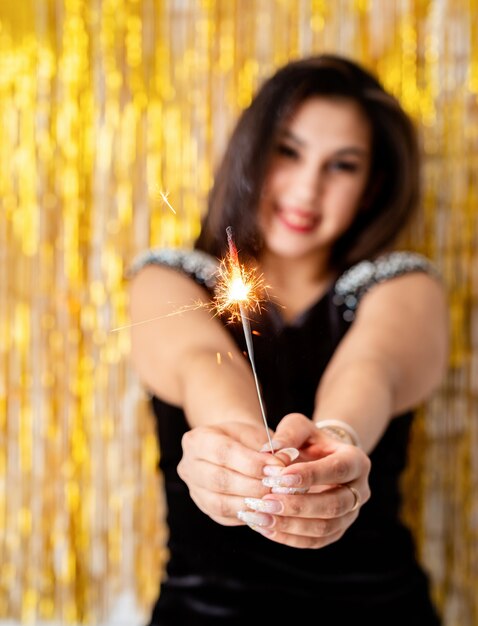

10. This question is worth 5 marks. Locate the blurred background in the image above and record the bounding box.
[0,0,477,624]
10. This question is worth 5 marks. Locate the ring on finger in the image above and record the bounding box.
[344,484,361,512]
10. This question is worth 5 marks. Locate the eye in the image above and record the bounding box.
[275,143,299,159]
[328,160,360,173]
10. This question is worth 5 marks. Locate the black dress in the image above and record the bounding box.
[130,248,442,626]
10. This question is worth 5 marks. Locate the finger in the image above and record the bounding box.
[271,508,359,539]
[178,457,271,500]
[272,413,317,449]
[235,504,355,544]
[342,483,362,512]
[189,487,250,526]
[181,427,285,479]
[259,444,300,466]
[243,518,354,549]
[270,446,371,491]
[221,422,275,450]
[243,484,363,522]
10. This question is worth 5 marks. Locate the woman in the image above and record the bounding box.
[128,54,448,625]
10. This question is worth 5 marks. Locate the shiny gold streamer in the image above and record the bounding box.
[0,1,476,624]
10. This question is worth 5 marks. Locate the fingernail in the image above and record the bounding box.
[259,439,284,453]
[271,487,309,495]
[244,497,283,514]
[277,447,299,461]
[252,526,274,537]
[237,510,274,527]
[262,474,302,487]
[263,465,283,476]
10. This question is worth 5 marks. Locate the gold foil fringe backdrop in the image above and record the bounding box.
[0,0,476,624]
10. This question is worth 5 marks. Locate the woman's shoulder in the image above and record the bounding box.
[333,250,442,322]
[127,247,219,290]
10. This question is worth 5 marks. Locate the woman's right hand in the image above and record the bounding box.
[177,421,293,526]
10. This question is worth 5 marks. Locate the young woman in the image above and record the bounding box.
[128,54,448,625]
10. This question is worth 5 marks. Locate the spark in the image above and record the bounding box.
[110,300,205,332]
[151,186,177,213]
[211,243,268,323]
[159,190,177,214]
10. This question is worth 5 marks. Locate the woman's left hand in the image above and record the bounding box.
[236,413,371,548]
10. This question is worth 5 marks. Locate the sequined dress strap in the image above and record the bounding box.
[128,247,219,289]
[333,251,441,322]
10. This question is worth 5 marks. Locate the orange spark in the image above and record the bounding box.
[211,229,269,323]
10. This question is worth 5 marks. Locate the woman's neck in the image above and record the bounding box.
[258,250,336,322]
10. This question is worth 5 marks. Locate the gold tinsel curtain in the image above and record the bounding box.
[0,0,476,624]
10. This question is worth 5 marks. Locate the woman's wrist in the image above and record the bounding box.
[314,419,362,448]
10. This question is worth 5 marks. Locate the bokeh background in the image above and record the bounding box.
[0,0,477,624]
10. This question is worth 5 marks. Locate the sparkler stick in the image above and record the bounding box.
[225,226,274,454]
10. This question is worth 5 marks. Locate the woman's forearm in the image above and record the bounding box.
[313,357,394,453]
[180,349,264,428]
[314,274,448,454]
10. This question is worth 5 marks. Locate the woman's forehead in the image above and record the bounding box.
[280,97,372,149]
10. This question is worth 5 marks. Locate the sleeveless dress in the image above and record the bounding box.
[129,249,442,626]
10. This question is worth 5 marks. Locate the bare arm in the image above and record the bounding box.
[313,272,449,453]
[128,264,264,428]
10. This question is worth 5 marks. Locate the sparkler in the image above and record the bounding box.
[221,226,274,454]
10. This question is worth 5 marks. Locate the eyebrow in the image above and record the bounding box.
[279,129,369,157]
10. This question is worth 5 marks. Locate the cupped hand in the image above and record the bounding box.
[236,413,372,548]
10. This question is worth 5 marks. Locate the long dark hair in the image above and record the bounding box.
[194,53,420,271]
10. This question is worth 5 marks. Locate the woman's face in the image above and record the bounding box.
[258,97,372,263]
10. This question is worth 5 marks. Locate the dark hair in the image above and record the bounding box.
[194,53,421,271]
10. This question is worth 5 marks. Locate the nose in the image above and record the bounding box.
[290,163,323,207]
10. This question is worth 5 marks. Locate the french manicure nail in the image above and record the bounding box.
[277,447,299,461]
[251,525,274,537]
[262,474,302,488]
[237,510,274,527]
[263,465,283,476]
[244,497,283,514]
[271,487,309,495]
[259,439,284,453]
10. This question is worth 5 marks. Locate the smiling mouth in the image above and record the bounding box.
[277,207,320,232]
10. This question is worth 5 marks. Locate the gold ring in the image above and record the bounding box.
[344,484,361,512]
